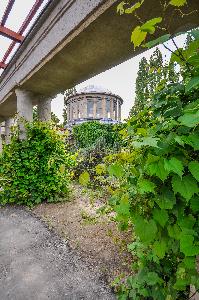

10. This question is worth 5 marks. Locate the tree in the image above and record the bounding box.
[63,87,77,126]
[130,57,150,116]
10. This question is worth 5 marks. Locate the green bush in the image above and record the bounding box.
[72,121,122,149]
[0,121,76,206]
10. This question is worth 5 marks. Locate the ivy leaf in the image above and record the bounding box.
[131,26,147,48]
[117,1,126,15]
[141,17,162,34]
[172,175,199,201]
[108,163,124,178]
[153,240,167,258]
[79,171,90,185]
[137,178,156,194]
[155,187,176,209]
[164,157,184,178]
[180,234,199,256]
[153,208,168,227]
[144,34,171,48]
[188,161,199,182]
[125,0,144,14]
[169,0,187,6]
[148,159,169,181]
[190,195,199,212]
[185,76,199,93]
[134,216,157,243]
[178,111,199,127]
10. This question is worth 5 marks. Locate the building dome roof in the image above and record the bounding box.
[78,84,112,94]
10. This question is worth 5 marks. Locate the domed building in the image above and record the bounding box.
[66,85,123,126]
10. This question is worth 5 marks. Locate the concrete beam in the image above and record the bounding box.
[38,98,51,121]
[15,89,33,140]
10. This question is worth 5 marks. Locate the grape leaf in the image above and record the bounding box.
[79,171,90,185]
[184,133,199,150]
[185,76,199,93]
[108,163,124,178]
[144,34,171,48]
[134,216,157,243]
[147,272,162,285]
[138,179,156,194]
[169,0,187,6]
[190,195,199,212]
[178,111,199,127]
[188,161,199,182]
[168,224,181,239]
[153,240,167,258]
[153,208,168,227]
[117,1,126,15]
[155,187,176,209]
[172,175,199,201]
[180,234,199,256]
[131,26,147,48]
[164,157,184,178]
[148,159,169,181]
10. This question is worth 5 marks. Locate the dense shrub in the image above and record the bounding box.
[0,122,76,206]
[72,121,122,149]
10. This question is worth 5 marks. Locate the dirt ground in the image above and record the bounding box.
[33,184,132,285]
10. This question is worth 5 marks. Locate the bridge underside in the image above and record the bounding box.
[0,0,198,122]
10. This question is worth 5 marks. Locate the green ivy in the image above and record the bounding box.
[0,121,75,206]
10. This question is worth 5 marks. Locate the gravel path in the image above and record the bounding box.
[0,206,116,300]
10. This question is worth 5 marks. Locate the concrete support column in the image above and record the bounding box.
[0,124,2,153]
[93,100,97,118]
[38,98,51,121]
[102,97,106,118]
[5,118,14,144]
[83,96,87,118]
[15,88,33,140]
[115,100,117,120]
[67,103,70,123]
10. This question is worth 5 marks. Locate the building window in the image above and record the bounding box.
[106,97,110,118]
[87,99,93,117]
[96,98,102,118]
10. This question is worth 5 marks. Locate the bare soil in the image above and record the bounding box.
[33,184,132,285]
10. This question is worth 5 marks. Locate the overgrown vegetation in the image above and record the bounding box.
[0,122,75,206]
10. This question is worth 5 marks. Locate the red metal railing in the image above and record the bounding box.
[0,0,46,70]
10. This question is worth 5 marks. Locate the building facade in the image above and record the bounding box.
[66,85,123,126]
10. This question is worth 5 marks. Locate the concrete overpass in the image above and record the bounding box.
[0,0,198,139]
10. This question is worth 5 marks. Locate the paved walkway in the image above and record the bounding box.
[0,206,116,300]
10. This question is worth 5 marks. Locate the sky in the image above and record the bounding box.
[0,0,186,122]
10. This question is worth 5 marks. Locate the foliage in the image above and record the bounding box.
[0,122,75,206]
[63,87,77,126]
[105,26,199,299]
[33,106,60,125]
[72,121,122,149]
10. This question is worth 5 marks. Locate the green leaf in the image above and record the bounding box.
[141,17,162,34]
[188,161,199,182]
[168,224,181,239]
[183,257,196,270]
[178,111,199,127]
[131,26,147,48]
[153,240,167,258]
[180,234,199,256]
[125,0,144,14]
[133,136,160,148]
[169,0,187,6]
[184,133,199,150]
[134,216,157,243]
[185,76,199,93]
[137,178,156,194]
[153,208,168,227]
[144,34,171,48]
[164,157,184,178]
[115,194,130,217]
[178,214,196,230]
[147,272,162,285]
[190,29,199,40]
[117,1,126,15]
[108,163,124,178]
[172,175,199,201]
[79,171,90,186]
[155,187,176,209]
[190,195,199,212]
[148,159,169,181]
